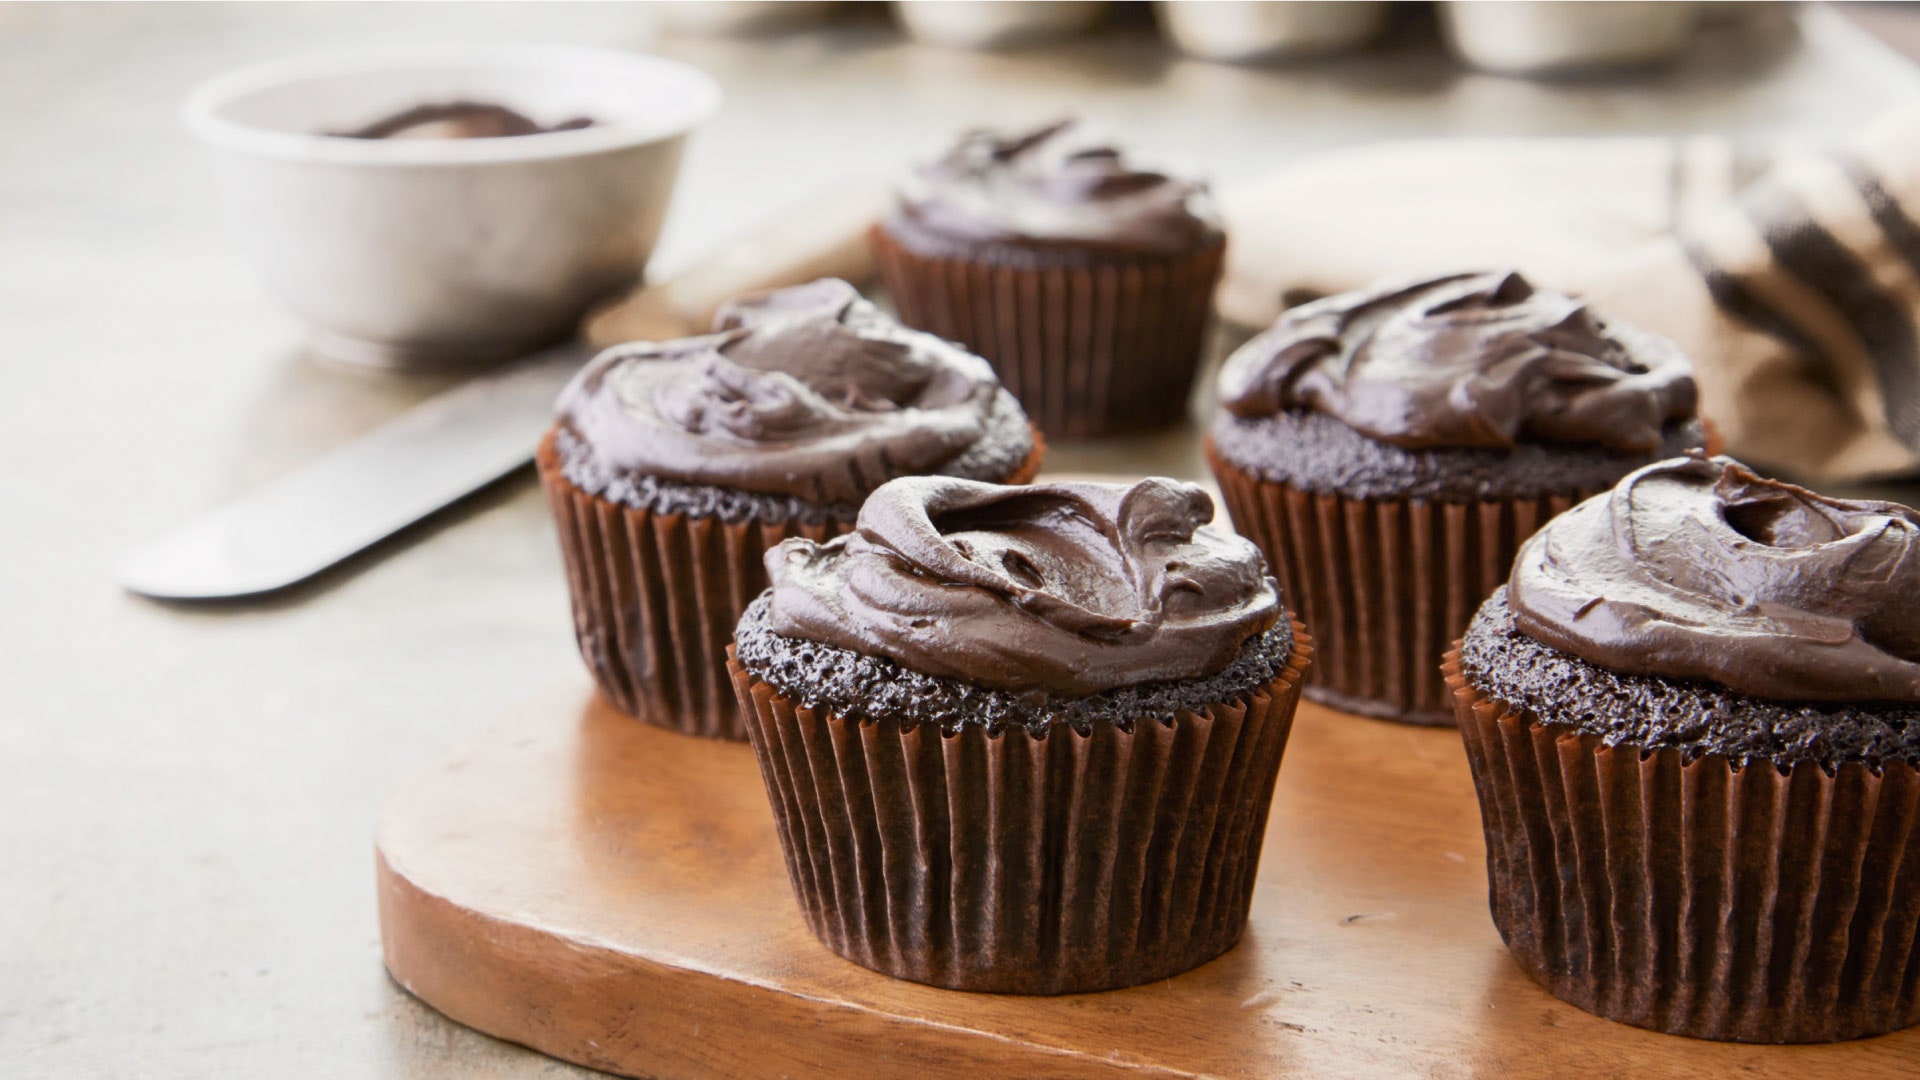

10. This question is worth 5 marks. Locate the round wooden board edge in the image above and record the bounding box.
[376,785,1194,1080]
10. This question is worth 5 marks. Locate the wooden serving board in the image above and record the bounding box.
[376,692,1920,1079]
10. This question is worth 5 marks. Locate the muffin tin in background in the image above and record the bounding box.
[1158,1,1391,63]
[658,1,1745,78]
[894,0,1106,49]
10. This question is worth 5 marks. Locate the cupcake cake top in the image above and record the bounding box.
[890,120,1221,255]
[760,476,1282,697]
[1217,270,1697,454]
[1460,454,1920,768]
[556,278,1031,507]
[1511,454,1920,703]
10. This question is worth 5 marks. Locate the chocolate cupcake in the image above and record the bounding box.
[1205,270,1705,725]
[1447,454,1920,1043]
[538,278,1043,740]
[872,120,1225,438]
[727,476,1310,993]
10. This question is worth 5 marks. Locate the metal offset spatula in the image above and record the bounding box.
[119,185,884,601]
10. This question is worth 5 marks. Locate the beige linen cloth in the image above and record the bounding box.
[1217,105,1920,482]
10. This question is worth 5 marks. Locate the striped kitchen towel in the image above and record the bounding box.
[1218,104,1920,482]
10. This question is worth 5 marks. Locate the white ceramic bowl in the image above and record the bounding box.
[184,44,721,369]
[654,1,842,36]
[1157,1,1388,63]
[1440,1,1698,77]
[893,1,1105,50]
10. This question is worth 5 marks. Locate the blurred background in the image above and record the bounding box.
[7,2,1920,1077]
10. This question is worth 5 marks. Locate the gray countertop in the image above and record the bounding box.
[5,4,1918,1077]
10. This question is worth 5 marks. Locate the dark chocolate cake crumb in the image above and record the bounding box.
[733,593,1295,737]
[1459,591,1920,771]
[556,387,1035,526]
[1209,410,1707,502]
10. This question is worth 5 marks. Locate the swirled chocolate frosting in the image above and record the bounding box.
[1217,271,1697,453]
[556,278,1019,505]
[764,476,1282,695]
[1509,454,1920,702]
[890,120,1221,255]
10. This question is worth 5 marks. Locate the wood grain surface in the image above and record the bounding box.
[377,691,1920,1079]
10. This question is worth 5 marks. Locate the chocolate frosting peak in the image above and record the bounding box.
[557,279,1018,505]
[1509,454,1920,702]
[893,120,1220,254]
[765,476,1282,695]
[1217,271,1697,453]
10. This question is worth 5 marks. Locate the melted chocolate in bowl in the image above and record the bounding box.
[332,101,594,139]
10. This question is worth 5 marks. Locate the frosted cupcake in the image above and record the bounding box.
[1207,270,1704,724]
[1449,454,1920,1042]
[539,278,1041,738]
[729,476,1309,992]
[874,120,1225,437]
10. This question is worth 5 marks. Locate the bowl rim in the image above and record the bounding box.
[181,42,722,166]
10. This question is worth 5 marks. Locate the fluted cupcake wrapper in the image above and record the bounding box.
[541,428,1044,737]
[1208,441,1590,726]
[538,430,1043,740]
[537,433,840,739]
[1446,652,1920,1043]
[872,227,1225,439]
[726,624,1310,994]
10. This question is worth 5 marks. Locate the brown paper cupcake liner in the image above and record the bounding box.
[537,429,1043,740]
[873,226,1225,439]
[1446,652,1920,1043]
[726,623,1311,994]
[1208,440,1591,726]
